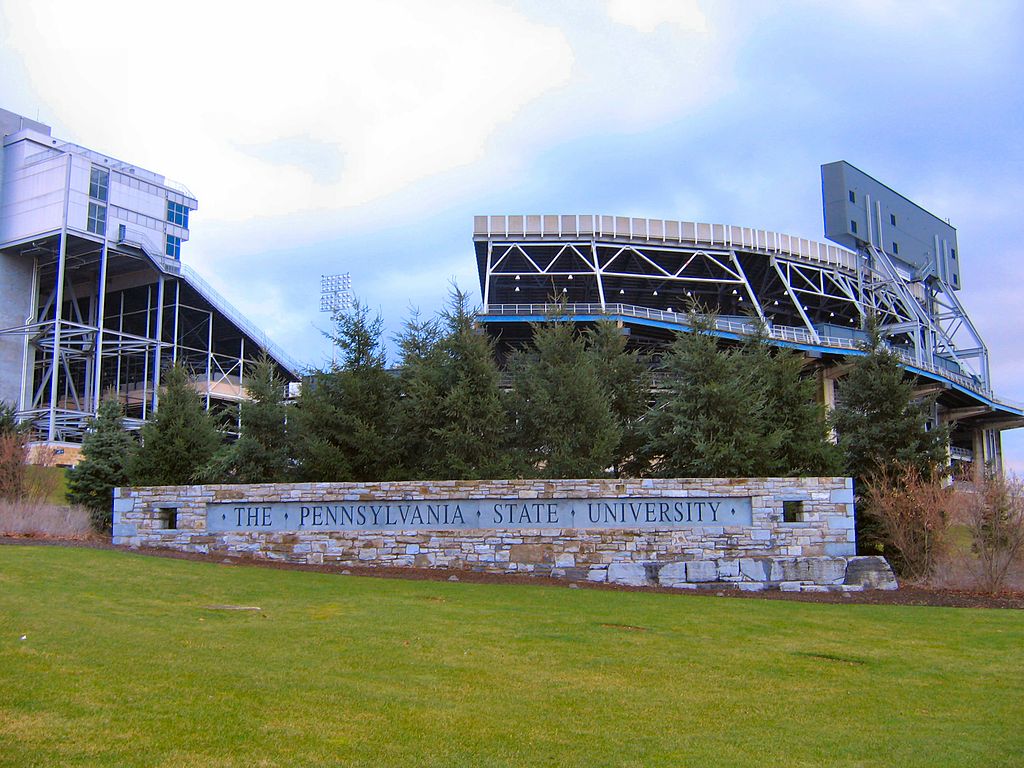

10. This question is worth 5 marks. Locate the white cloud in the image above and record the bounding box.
[2,0,573,221]
[606,0,708,34]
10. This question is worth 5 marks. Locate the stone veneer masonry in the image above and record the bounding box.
[112,477,896,592]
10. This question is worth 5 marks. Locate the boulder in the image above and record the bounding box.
[844,556,898,590]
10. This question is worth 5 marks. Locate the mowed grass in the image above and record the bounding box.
[1,548,1022,768]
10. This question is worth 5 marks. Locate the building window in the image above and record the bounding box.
[850,219,858,234]
[951,249,956,260]
[890,213,897,226]
[892,241,899,255]
[165,234,181,259]
[952,273,958,286]
[87,202,106,235]
[783,500,804,523]
[848,190,856,203]
[167,200,189,228]
[89,167,109,202]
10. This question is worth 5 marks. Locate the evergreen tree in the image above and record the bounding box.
[393,307,445,479]
[829,325,949,486]
[199,355,291,484]
[128,363,223,486]
[430,286,511,479]
[644,312,770,477]
[0,401,21,437]
[741,328,841,476]
[67,398,136,529]
[394,287,511,479]
[586,320,650,477]
[509,314,619,479]
[292,300,399,482]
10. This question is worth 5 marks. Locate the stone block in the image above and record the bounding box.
[739,558,769,582]
[685,561,717,582]
[586,567,607,583]
[737,582,766,592]
[112,523,137,538]
[826,515,855,530]
[716,559,739,579]
[657,562,688,587]
[825,542,856,557]
[607,562,651,587]
[406,543,420,555]
[830,488,855,504]
[779,557,847,584]
[112,497,135,514]
[843,556,898,590]
[779,581,805,592]
[555,553,575,568]
[509,544,554,564]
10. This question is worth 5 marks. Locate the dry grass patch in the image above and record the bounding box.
[0,500,94,539]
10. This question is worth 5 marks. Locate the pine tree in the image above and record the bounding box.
[393,307,445,479]
[128,363,223,486]
[740,328,841,476]
[430,286,511,479]
[644,312,770,477]
[509,315,619,479]
[199,355,291,484]
[586,320,650,477]
[292,300,399,482]
[829,326,949,486]
[67,398,136,529]
[394,286,511,480]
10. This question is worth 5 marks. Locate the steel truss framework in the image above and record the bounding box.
[0,230,297,442]
[478,227,992,396]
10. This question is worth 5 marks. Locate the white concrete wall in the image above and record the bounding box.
[0,135,69,243]
[0,250,33,406]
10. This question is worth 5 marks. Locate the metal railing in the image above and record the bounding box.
[475,214,860,273]
[480,302,1009,402]
[178,264,303,376]
[116,228,302,376]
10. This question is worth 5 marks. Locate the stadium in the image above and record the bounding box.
[473,162,1024,477]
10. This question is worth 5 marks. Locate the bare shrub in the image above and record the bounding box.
[0,499,94,538]
[954,472,1024,594]
[862,463,956,581]
[0,433,27,501]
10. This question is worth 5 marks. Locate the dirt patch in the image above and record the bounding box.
[3,536,1023,610]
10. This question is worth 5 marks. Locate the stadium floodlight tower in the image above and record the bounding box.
[320,272,353,315]
[473,163,1024,475]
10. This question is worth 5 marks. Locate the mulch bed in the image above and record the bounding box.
[3,535,1022,610]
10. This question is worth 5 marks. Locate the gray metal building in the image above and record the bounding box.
[0,108,299,464]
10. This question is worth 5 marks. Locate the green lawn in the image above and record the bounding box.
[1,547,1021,767]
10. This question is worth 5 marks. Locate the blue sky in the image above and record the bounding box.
[2,0,1022,469]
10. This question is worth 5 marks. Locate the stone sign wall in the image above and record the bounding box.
[112,477,895,592]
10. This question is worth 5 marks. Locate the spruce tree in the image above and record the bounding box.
[292,300,399,482]
[509,315,619,479]
[199,355,291,484]
[430,286,511,479]
[829,326,949,485]
[128,363,223,486]
[394,286,511,480]
[67,398,136,529]
[393,307,445,479]
[644,312,769,477]
[586,320,650,477]
[740,328,841,476]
